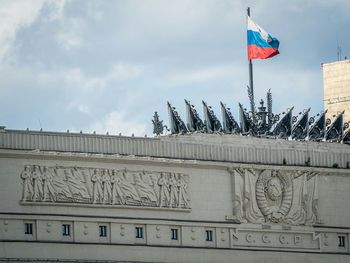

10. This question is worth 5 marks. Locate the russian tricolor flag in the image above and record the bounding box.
[247,16,280,60]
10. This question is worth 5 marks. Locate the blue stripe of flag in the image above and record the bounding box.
[247,30,279,49]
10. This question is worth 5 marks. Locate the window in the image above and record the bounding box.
[135,227,143,239]
[62,224,71,236]
[338,235,346,247]
[171,228,178,240]
[206,230,213,241]
[24,223,33,235]
[99,225,107,237]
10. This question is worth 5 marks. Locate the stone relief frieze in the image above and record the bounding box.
[230,168,320,225]
[20,165,190,209]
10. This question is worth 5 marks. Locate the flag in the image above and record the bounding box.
[247,16,279,60]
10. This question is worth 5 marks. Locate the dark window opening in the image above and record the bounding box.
[62,224,71,236]
[135,227,143,239]
[171,228,178,240]
[338,236,346,247]
[99,225,107,237]
[206,230,213,241]
[24,223,33,235]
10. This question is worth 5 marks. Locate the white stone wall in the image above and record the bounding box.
[1,146,350,262]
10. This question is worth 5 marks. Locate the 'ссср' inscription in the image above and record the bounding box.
[231,229,320,250]
[230,168,321,225]
[20,165,190,209]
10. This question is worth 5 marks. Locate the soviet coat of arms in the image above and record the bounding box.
[230,168,320,225]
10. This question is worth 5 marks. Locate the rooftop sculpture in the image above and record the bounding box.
[152,88,350,144]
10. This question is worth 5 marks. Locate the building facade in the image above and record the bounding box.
[0,128,350,262]
[323,59,350,122]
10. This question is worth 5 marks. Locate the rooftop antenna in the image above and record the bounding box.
[38,118,42,131]
[337,37,342,61]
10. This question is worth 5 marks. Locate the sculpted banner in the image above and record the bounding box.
[230,168,320,225]
[20,165,190,209]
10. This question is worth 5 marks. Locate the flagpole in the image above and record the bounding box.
[247,7,256,122]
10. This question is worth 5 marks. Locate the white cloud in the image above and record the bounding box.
[55,17,86,50]
[89,111,147,136]
[118,0,242,38]
[66,101,90,115]
[0,0,44,61]
[108,63,144,80]
[171,65,242,83]
[45,0,68,21]
[62,63,144,91]
[86,2,103,21]
[0,0,67,62]
[36,62,144,92]
[64,67,105,91]
[78,104,90,114]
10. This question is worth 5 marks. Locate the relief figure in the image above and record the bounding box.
[32,165,43,201]
[91,169,103,203]
[158,173,170,207]
[177,174,190,208]
[20,165,34,201]
[168,173,179,207]
[42,166,56,202]
[110,170,125,204]
[101,169,112,204]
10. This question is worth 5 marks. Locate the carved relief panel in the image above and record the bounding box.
[230,168,320,225]
[20,165,190,210]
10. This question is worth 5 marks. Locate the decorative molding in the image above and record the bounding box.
[2,215,339,253]
[325,96,350,105]
[20,165,190,210]
[1,130,350,168]
[229,168,321,225]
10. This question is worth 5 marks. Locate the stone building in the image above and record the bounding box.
[323,59,350,122]
[0,127,350,262]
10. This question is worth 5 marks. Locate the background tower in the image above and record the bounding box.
[323,59,350,122]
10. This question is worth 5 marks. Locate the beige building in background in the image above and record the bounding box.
[323,59,350,122]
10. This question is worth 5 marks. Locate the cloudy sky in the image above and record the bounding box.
[0,0,349,136]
